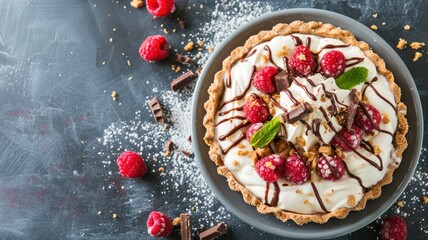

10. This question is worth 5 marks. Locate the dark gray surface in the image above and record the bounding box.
[0,0,427,239]
[193,8,424,239]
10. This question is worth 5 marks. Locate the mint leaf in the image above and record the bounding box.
[250,117,281,148]
[336,67,368,90]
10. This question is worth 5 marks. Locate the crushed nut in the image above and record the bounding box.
[172,217,181,226]
[335,148,345,159]
[265,161,274,169]
[413,51,423,62]
[276,45,288,57]
[158,167,165,172]
[304,199,309,205]
[295,189,302,194]
[237,150,251,156]
[207,46,214,53]
[298,54,306,60]
[130,0,143,8]
[197,40,204,47]
[251,151,258,166]
[348,194,355,206]
[232,160,239,166]
[373,145,381,155]
[396,38,407,50]
[296,136,306,147]
[261,54,269,64]
[403,24,411,30]
[370,25,378,30]
[410,42,425,50]
[318,145,332,155]
[397,201,405,207]
[184,41,194,51]
[382,112,390,124]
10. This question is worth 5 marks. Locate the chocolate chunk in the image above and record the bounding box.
[172,53,195,65]
[275,70,290,91]
[178,20,186,29]
[187,135,192,142]
[171,70,198,91]
[286,102,313,124]
[180,213,192,240]
[195,67,203,77]
[165,140,174,152]
[199,222,227,240]
[182,150,191,156]
[347,89,360,129]
[148,96,165,125]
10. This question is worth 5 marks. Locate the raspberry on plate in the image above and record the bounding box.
[146,0,175,17]
[243,94,269,123]
[246,122,264,141]
[147,211,173,237]
[316,155,345,181]
[253,66,278,93]
[320,50,346,78]
[355,103,381,133]
[139,35,169,62]
[116,151,147,178]
[255,154,285,182]
[330,125,363,152]
[380,215,407,240]
[283,154,309,184]
[289,45,316,76]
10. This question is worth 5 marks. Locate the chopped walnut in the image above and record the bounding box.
[232,160,239,166]
[324,198,329,203]
[397,201,405,207]
[237,143,246,149]
[130,0,143,8]
[261,54,269,64]
[373,145,382,155]
[382,112,390,124]
[410,42,425,50]
[396,38,407,50]
[348,194,356,206]
[318,145,332,155]
[251,151,258,166]
[295,189,302,194]
[335,148,345,159]
[255,146,272,158]
[403,24,411,30]
[265,161,274,169]
[237,150,251,156]
[172,217,181,226]
[184,41,194,51]
[304,199,309,205]
[413,52,423,62]
[276,45,288,57]
[370,25,378,30]
[277,140,289,154]
[298,54,306,60]
[296,136,306,147]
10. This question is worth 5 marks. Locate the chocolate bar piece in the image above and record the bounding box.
[172,53,195,65]
[148,96,165,125]
[275,70,290,91]
[347,89,360,130]
[180,213,192,240]
[171,70,198,91]
[199,222,227,240]
[285,102,313,124]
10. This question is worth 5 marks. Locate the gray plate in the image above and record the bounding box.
[191,9,423,239]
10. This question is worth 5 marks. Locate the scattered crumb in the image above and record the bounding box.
[423,196,428,204]
[397,201,405,207]
[207,46,214,53]
[112,213,118,219]
[127,60,131,66]
[382,112,390,124]
[130,0,143,8]
[172,217,181,226]
[404,24,411,30]
[158,167,165,172]
[410,42,425,50]
[97,211,102,215]
[163,28,169,34]
[413,52,423,62]
[232,160,238,166]
[197,40,204,47]
[370,25,378,30]
[184,41,194,51]
[108,37,113,43]
[396,38,407,50]
[111,91,117,101]
[381,22,386,26]
[372,12,378,18]
[128,76,133,81]
[348,194,356,206]
[373,145,381,155]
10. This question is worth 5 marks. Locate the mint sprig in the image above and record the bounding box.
[335,67,368,90]
[250,117,280,148]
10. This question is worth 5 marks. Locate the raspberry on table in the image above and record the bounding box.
[316,155,345,181]
[255,154,285,182]
[146,0,175,17]
[289,45,316,76]
[246,122,264,141]
[139,35,169,62]
[380,215,407,240]
[355,103,381,133]
[283,154,309,184]
[146,211,173,237]
[253,66,278,93]
[320,50,346,78]
[330,125,363,152]
[243,94,269,123]
[116,151,147,178]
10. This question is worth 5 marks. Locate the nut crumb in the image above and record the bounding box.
[261,54,269,64]
[130,0,143,8]
[184,41,194,51]
[304,199,309,205]
[372,13,378,18]
[382,112,390,124]
[158,167,165,172]
[397,200,405,207]
[348,194,355,206]
[172,217,181,226]
[413,52,422,62]
[207,46,214,53]
[410,42,425,50]
[370,25,378,30]
[276,45,288,57]
[112,213,118,219]
[232,160,238,166]
[423,196,428,204]
[403,24,411,30]
[396,38,407,50]
[295,189,302,194]
[373,145,381,155]
[296,136,306,147]
[237,150,250,156]
[197,40,204,47]
[318,145,332,155]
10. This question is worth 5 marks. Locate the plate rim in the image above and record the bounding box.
[192,8,423,239]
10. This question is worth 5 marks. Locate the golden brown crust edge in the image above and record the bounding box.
[203,21,408,225]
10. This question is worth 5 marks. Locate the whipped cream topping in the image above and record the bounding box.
[214,34,399,214]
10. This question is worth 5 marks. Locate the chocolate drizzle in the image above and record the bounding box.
[346,57,364,67]
[358,102,394,137]
[264,182,280,207]
[241,49,257,62]
[264,45,282,70]
[221,133,246,155]
[317,44,350,53]
[215,116,247,126]
[311,182,329,212]
[292,79,317,101]
[218,65,256,110]
[306,37,312,48]
[362,77,397,113]
[219,121,251,141]
[311,118,325,143]
[343,161,367,190]
[290,35,303,46]
[226,69,232,88]
[218,106,244,116]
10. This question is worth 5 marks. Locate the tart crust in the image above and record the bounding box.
[203,21,408,225]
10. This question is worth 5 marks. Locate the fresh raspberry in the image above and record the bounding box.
[255,154,285,182]
[246,122,264,141]
[380,215,407,240]
[116,151,147,178]
[146,0,175,17]
[146,211,173,237]
[243,94,269,123]
[355,103,381,133]
[283,154,309,184]
[139,35,169,62]
[330,125,363,152]
[289,45,316,76]
[320,50,346,78]
[253,66,278,93]
[316,155,345,181]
